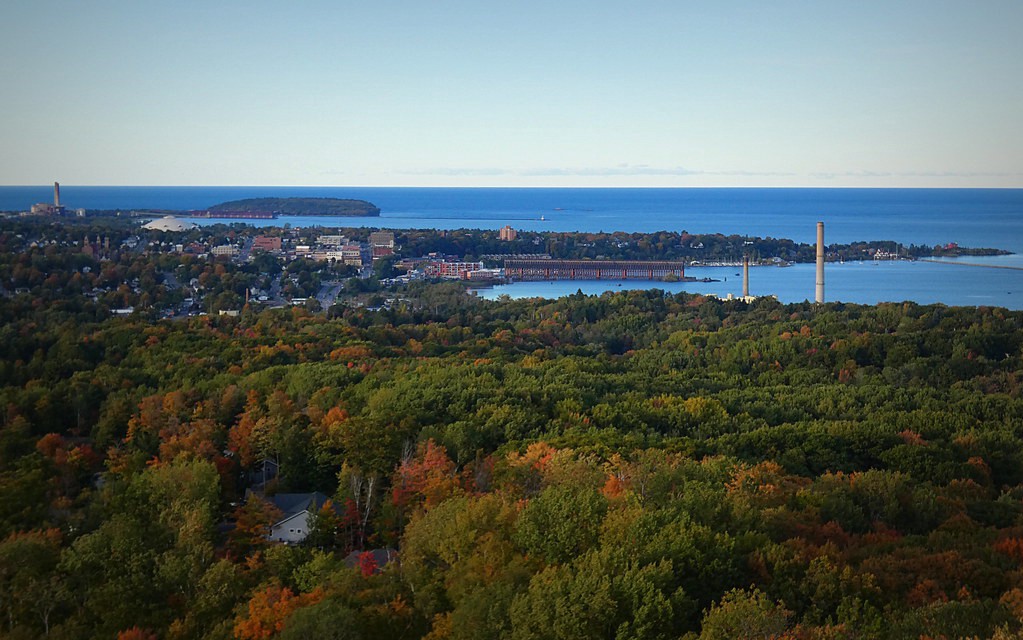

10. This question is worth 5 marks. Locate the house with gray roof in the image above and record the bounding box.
[266,492,332,544]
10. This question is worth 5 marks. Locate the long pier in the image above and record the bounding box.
[187,210,277,219]
[504,259,685,280]
[919,259,1023,271]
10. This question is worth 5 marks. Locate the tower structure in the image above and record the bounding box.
[54,182,61,208]
[742,256,750,298]
[815,221,825,304]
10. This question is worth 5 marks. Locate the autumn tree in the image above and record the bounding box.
[233,581,323,640]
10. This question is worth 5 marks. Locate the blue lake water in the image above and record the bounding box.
[473,259,1023,308]
[3,186,1022,308]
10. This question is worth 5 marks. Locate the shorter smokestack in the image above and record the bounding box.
[742,256,750,298]
[54,182,60,208]
[815,221,825,303]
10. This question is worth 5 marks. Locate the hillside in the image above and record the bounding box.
[208,197,380,216]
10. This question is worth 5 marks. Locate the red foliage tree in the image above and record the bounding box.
[392,439,460,512]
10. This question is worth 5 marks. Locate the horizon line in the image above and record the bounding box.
[2,184,1022,190]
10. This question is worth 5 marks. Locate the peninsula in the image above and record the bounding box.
[206,197,380,217]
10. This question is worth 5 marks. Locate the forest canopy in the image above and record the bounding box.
[2,231,1023,639]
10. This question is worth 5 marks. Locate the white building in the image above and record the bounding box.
[211,245,239,257]
[266,492,333,544]
[317,235,348,247]
[143,216,198,232]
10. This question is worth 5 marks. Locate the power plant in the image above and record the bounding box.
[815,221,825,303]
[31,181,68,215]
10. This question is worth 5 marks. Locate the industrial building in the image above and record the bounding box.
[30,182,67,216]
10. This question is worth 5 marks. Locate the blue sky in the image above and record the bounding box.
[2,0,1021,187]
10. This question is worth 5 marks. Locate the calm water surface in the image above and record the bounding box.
[475,259,1023,308]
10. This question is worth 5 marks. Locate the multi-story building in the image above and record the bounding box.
[317,235,348,247]
[424,260,485,279]
[369,231,395,248]
[211,245,239,257]
[499,225,517,241]
[372,245,394,260]
[340,244,365,266]
[252,235,282,253]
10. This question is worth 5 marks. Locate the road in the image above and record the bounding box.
[317,281,343,309]
[238,237,254,262]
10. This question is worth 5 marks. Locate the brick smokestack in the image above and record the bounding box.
[54,182,60,208]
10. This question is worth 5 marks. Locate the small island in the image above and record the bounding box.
[206,197,380,217]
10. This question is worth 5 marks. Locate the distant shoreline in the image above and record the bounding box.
[3,186,1021,254]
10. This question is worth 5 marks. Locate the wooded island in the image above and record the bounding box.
[208,197,381,217]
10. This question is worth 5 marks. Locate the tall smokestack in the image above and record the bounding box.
[815,221,825,303]
[742,256,750,298]
[54,182,60,208]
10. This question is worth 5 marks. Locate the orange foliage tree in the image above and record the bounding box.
[233,582,323,640]
[116,627,157,640]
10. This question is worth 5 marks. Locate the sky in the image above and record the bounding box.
[1,0,1022,187]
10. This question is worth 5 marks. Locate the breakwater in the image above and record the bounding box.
[918,259,1023,271]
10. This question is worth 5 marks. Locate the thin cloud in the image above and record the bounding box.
[703,170,798,177]
[811,170,894,179]
[400,168,513,176]
[898,170,1023,178]
[812,170,1022,180]
[403,165,795,178]
[519,165,702,177]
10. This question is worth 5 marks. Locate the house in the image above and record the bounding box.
[266,492,333,544]
[344,548,398,574]
[248,458,279,491]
